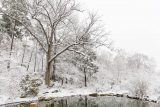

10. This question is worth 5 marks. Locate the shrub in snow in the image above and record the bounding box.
[130,79,148,99]
[20,74,43,97]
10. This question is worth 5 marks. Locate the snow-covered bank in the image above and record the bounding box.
[0,87,94,105]
[0,87,160,106]
[1,50,160,105]
[1,52,160,106]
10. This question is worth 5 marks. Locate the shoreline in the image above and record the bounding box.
[0,90,159,106]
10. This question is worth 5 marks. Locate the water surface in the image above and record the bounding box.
[8,96,160,107]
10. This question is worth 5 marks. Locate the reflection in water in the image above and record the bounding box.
[14,96,160,107]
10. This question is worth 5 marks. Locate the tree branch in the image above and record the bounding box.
[49,43,78,63]
[68,49,85,56]
[32,16,49,45]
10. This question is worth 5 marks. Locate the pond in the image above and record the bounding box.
[6,96,160,107]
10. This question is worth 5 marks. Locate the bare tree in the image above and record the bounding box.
[26,48,34,71]
[0,0,109,87]
[34,42,38,72]
[0,0,29,69]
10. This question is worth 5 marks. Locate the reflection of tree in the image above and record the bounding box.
[54,99,67,107]
[50,103,54,107]
[85,96,88,107]
[19,103,30,107]
[32,96,152,107]
[46,104,50,107]
[135,101,149,107]
[62,96,98,107]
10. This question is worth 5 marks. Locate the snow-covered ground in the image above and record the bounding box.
[0,84,160,105]
[1,69,160,105]
[0,41,160,105]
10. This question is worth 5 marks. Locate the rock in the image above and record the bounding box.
[89,93,99,97]
[99,94,107,96]
[151,100,157,103]
[29,103,37,107]
[20,94,27,98]
[43,92,49,94]
[99,93,114,96]
[38,97,53,101]
[38,97,46,101]
[52,90,59,93]
[127,95,139,100]
[116,94,123,97]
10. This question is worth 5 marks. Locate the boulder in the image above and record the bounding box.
[89,93,99,97]
[29,103,37,107]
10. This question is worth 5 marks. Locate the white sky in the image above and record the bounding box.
[81,0,160,69]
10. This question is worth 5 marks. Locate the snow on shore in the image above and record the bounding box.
[0,86,160,105]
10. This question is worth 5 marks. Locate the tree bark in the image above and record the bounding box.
[7,34,14,69]
[41,55,44,72]
[26,48,33,71]
[34,42,37,72]
[84,68,87,87]
[85,96,88,107]
[45,59,51,87]
[65,100,68,107]
[52,58,56,81]
[51,31,57,81]
[45,44,52,86]
[21,45,26,66]
[7,20,15,69]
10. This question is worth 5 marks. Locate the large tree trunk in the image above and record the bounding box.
[45,44,52,86]
[51,34,57,81]
[52,55,56,81]
[45,60,51,86]
[51,51,56,81]
[52,61,56,81]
